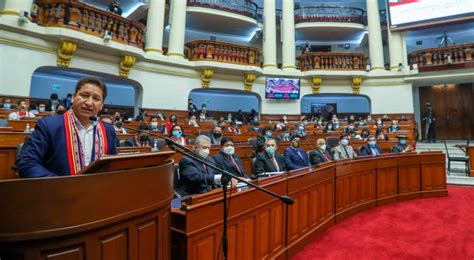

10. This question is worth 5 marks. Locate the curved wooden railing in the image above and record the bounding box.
[295,5,366,24]
[187,0,258,19]
[409,43,474,71]
[35,0,146,49]
[185,40,262,66]
[297,52,367,71]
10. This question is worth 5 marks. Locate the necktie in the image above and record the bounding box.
[343,146,350,158]
[230,156,243,176]
[372,147,378,156]
[271,156,280,172]
[321,150,331,161]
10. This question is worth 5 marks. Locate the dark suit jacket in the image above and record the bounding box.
[283,146,310,169]
[276,134,291,142]
[124,137,155,147]
[254,151,290,176]
[309,149,333,165]
[188,104,198,117]
[18,115,117,178]
[178,156,218,195]
[359,144,383,156]
[213,151,249,179]
[387,126,401,133]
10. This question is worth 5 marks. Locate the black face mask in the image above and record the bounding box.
[56,110,66,114]
[116,122,123,127]
[213,132,222,139]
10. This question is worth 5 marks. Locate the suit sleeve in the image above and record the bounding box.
[360,146,369,156]
[333,148,341,160]
[18,120,57,178]
[256,135,266,152]
[309,151,319,165]
[283,148,299,170]
[254,154,266,176]
[107,126,118,155]
[179,157,215,185]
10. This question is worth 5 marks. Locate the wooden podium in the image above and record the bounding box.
[0,151,175,260]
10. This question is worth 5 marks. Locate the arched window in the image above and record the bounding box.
[301,94,371,115]
[189,88,261,113]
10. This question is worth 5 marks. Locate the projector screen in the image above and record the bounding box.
[387,0,474,30]
[265,78,300,99]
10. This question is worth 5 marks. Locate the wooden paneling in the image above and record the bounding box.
[42,245,85,260]
[397,153,421,200]
[420,152,448,198]
[100,231,128,260]
[376,157,399,206]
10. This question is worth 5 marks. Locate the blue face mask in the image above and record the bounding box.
[284,133,290,137]
[172,130,182,138]
[400,139,407,145]
[393,124,398,128]
[265,131,272,138]
[266,146,276,156]
[341,139,349,146]
[369,141,376,147]
[3,103,11,109]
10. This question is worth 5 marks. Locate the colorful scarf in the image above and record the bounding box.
[64,110,108,175]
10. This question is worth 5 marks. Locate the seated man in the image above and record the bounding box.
[344,123,357,137]
[213,137,250,179]
[124,123,155,147]
[2,98,13,109]
[309,138,333,165]
[9,99,36,120]
[18,77,118,177]
[178,135,235,195]
[333,134,357,160]
[387,120,401,133]
[255,125,273,153]
[150,117,164,132]
[254,139,291,177]
[276,126,291,142]
[391,135,414,154]
[359,135,383,156]
[284,135,310,170]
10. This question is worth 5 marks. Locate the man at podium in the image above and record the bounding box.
[18,77,118,178]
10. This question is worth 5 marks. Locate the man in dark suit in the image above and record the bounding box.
[359,135,383,156]
[178,135,235,195]
[187,98,198,118]
[213,137,250,179]
[18,77,118,178]
[124,123,155,147]
[254,139,292,177]
[309,138,333,165]
[387,120,401,133]
[284,135,311,170]
[276,127,291,142]
[46,93,60,112]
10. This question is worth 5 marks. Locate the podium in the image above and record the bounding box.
[0,151,175,260]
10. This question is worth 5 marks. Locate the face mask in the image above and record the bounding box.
[393,124,398,128]
[265,131,272,138]
[377,120,382,124]
[171,118,177,122]
[198,148,210,158]
[38,107,45,112]
[283,117,287,120]
[292,142,300,148]
[320,144,327,151]
[284,133,290,137]
[213,132,222,139]
[328,126,333,130]
[368,117,372,121]
[318,121,323,126]
[304,122,308,126]
[349,126,354,129]
[266,146,276,156]
[341,139,349,146]
[200,115,205,120]
[223,146,234,155]
[3,103,11,109]
[400,139,407,145]
[116,122,123,127]
[151,122,158,128]
[369,141,376,147]
[172,130,182,138]
[299,126,304,131]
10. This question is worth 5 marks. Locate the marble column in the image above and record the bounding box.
[366,0,385,70]
[263,0,277,68]
[145,0,166,55]
[1,0,34,16]
[167,0,187,58]
[281,0,296,70]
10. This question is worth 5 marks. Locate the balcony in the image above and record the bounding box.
[297,52,367,71]
[409,43,474,72]
[187,0,258,19]
[295,6,366,25]
[35,0,145,49]
[185,40,262,67]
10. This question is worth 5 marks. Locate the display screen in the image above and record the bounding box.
[387,0,474,30]
[265,78,300,99]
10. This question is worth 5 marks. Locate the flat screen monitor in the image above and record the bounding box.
[387,0,474,30]
[265,78,300,99]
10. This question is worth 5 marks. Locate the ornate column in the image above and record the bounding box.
[167,0,187,58]
[1,0,34,16]
[263,0,277,69]
[281,0,296,70]
[145,0,166,55]
[366,0,385,70]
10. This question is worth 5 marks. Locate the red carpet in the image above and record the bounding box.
[293,186,474,259]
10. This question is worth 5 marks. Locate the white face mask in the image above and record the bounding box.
[198,148,210,158]
[320,144,327,151]
[151,122,158,128]
[223,146,235,155]
[38,107,45,112]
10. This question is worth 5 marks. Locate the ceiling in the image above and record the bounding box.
[186,9,258,36]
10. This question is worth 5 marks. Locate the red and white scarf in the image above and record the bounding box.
[64,110,108,175]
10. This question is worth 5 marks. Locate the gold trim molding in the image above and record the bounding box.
[201,69,214,88]
[311,77,322,94]
[119,55,136,77]
[352,77,362,94]
[244,73,256,92]
[57,40,77,67]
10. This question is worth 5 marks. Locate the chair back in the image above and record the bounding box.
[326,137,339,149]
[155,139,167,150]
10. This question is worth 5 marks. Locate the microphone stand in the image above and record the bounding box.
[91,116,294,260]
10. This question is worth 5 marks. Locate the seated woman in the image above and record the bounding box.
[323,122,336,133]
[169,124,187,145]
[375,127,387,141]
[9,99,35,120]
[187,115,200,127]
[360,127,371,140]
[165,114,178,134]
[213,137,250,179]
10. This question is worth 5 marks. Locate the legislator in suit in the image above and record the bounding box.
[333,135,357,160]
[178,156,219,195]
[254,139,291,177]
[309,148,334,165]
[283,136,310,170]
[359,139,383,156]
[213,151,249,179]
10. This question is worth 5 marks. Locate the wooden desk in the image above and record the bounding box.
[0,132,31,180]
[454,145,474,177]
[0,160,175,260]
[171,153,446,259]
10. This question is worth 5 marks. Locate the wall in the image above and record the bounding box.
[300,94,371,114]
[189,88,260,112]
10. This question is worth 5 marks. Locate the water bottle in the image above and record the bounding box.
[25,123,30,133]
[152,141,159,152]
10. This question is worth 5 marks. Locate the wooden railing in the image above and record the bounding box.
[409,43,474,72]
[185,40,262,66]
[187,0,258,19]
[297,52,367,71]
[35,0,145,49]
[295,5,366,25]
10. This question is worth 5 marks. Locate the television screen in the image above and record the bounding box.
[387,0,474,30]
[265,78,300,99]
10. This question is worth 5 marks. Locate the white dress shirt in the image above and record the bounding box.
[74,116,97,166]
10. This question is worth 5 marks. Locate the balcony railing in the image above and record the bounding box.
[297,52,367,71]
[187,0,258,19]
[409,43,474,72]
[35,0,145,49]
[185,40,262,66]
[295,6,366,25]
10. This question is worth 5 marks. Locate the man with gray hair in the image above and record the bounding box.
[309,138,333,165]
[177,135,224,195]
